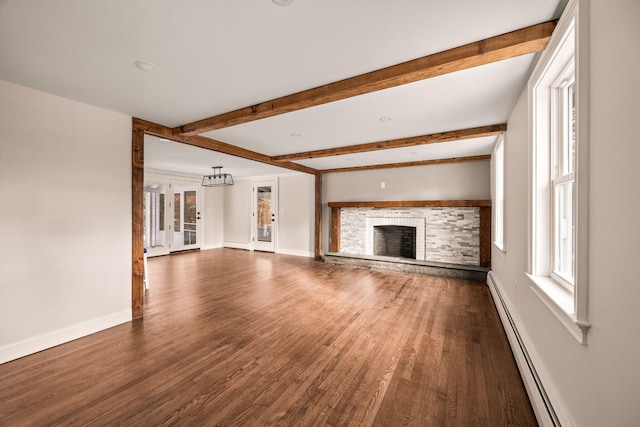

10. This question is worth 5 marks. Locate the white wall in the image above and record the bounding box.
[490,1,640,424]
[223,179,252,248]
[202,186,224,250]
[222,174,315,256]
[277,174,315,257]
[324,161,490,202]
[322,161,491,253]
[0,80,132,363]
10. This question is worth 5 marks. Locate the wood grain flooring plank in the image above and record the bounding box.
[371,286,435,425]
[0,249,536,426]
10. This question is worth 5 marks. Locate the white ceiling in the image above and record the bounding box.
[145,135,295,179]
[0,0,565,178]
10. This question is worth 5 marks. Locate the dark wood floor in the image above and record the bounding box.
[0,249,536,426]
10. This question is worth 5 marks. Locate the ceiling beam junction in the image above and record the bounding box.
[136,118,497,175]
[133,118,318,175]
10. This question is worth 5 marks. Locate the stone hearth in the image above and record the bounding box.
[324,252,489,282]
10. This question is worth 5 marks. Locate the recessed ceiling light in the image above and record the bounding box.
[290,133,301,137]
[379,117,392,122]
[135,60,157,73]
[271,0,294,6]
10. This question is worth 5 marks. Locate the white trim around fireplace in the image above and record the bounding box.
[365,217,426,260]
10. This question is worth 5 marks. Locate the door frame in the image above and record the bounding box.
[252,178,278,253]
[169,180,202,253]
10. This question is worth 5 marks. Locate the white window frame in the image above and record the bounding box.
[527,0,590,345]
[493,136,506,255]
[550,64,576,291]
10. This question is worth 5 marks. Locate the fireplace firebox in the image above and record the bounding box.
[373,225,417,259]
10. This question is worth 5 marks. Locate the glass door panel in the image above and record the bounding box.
[257,187,272,243]
[171,183,199,251]
[183,190,197,245]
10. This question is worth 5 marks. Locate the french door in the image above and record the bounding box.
[144,176,200,256]
[253,179,277,252]
[171,182,199,252]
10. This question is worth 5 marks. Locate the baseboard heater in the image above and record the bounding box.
[487,272,561,427]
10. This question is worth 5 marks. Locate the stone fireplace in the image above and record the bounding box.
[339,207,480,266]
[326,200,492,280]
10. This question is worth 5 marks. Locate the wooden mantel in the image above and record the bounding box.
[328,200,491,208]
[329,200,492,268]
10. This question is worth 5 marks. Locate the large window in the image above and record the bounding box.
[551,68,576,289]
[528,0,589,344]
[493,136,505,252]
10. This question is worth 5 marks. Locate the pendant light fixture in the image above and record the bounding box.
[202,166,234,187]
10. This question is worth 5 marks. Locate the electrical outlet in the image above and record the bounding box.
[380,182,386,189]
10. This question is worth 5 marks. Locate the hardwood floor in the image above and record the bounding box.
[0,249,536,426]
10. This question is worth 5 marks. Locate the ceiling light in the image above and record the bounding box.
[379,117,392,122]
[271,0,294,5]
[202,166,234,187]
[135,60,157,73]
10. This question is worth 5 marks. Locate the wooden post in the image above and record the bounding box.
[314,174,322,260]
[330,207,341,253]
[479,206,492,268]
[131,127,145,319]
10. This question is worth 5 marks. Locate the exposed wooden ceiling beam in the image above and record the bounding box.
[320,154,490,174]
[133,118,318,175]
[175,21,555,136]
[273,124,505,162]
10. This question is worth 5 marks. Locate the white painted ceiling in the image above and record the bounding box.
[0,0,565,178]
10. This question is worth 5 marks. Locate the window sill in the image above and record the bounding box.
[492,242,506,259]
[527,274,590,345]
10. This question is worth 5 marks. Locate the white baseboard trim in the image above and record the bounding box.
[201,243,224,251]
[223,241,251,250]
[0,309,131,365]
[277,248,314,258]
[487,271,572,427]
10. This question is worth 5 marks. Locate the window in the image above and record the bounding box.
[551,68,576,289]
[528,0,589,344]
[493,136,505,252]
